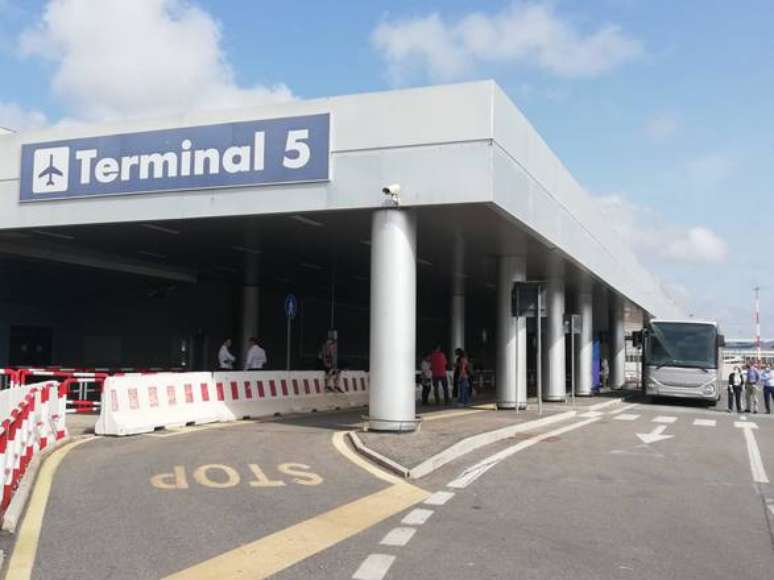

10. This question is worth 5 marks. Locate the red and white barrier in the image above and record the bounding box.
[95,370,370,436]
[0,381,67,512]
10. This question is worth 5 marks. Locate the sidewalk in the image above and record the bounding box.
[356,393,624,478]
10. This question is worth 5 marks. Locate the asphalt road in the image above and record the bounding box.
[278,399,774,580]
[5,397,774,579]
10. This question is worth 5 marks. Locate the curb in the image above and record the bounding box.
[347,432,410,478]
[350,398,623,480]
[1,435,93,534]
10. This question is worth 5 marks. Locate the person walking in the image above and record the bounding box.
[744,362,760,414]
[727,366,744,413]
[244,337,267,370]
[455,348,472,406]
[218,338,236,370]
[762,364,774,415]
[429,346,450,405]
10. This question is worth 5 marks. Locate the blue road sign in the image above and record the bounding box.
[284,294,298,320]
[20,113,330,202]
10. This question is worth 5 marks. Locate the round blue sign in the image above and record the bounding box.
[284,294,298,320]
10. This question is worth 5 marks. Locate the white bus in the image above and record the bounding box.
[635,319,724,405]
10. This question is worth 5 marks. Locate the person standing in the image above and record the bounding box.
[727,366,744,413]
[244,337,267,370]
[762,364,774,415]
[744,362,760,414]
[420,355,433,405]
[429,346,450,405]
[218,338,236,370]
[455,348,472,406]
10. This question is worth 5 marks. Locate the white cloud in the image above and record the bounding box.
[372,2,642,84]
[597,194,728,264]
[19,0,293,122]
[685,152,735,189]
[0,101,47,131]
[663,227,728,263]
[644,113,679,141]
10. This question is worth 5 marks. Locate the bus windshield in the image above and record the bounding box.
[647,322,718,369]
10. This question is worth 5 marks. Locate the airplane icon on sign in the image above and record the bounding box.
[37,154,64,186]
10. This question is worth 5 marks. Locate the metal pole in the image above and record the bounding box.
[285,317,291,371]
[515,312,519,416]
[537,285,543,416]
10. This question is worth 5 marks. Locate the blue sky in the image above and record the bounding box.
[1,0,772,338]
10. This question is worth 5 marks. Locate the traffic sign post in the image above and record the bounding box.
[284,294,298,371]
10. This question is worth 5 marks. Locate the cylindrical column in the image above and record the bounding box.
[576,276,594,396]
[609,292,626,389]
[450,234,465,355]
[544,254,566,401]
[240,252,260,365]
[496,255,527,409]
[369,209,418,431]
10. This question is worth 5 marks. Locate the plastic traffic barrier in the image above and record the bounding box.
[95,370,370,436]
[0,381,65,513]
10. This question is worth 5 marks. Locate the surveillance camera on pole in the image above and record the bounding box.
[382,183,401,206]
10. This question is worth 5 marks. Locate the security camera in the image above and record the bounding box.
[382,184,401,196]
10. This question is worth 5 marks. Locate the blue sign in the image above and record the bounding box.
[19,114,330,202]
[284,294,298,320]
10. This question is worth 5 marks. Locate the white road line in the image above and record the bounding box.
[608,403,639,415]
[579,411,603,418]
[447,417,600,489]
[424,491,455,506]
[613,414,640,421]
[735,422,770,484]
[379,527,416,547]
[353,554,396,580]
[652,416,677,424]
[588,399,623,411]
[768,504,774,517]
[693,419,716,427]
[401,508,434,526]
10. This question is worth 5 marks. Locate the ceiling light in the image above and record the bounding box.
[141,223,180,235]
[360,240,371,246]
[231,245,262,256]
[300,262,323,271]
[290,215,324,227]
[138,250,166,259]
[417,258,433,267]
[31,230,75,241]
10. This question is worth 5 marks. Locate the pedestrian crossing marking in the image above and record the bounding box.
[692,419,716,427]
[652,416,677,424]
[613,414,639,421]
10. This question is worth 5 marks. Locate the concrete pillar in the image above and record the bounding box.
[576,275,594,396]
[544,253,566,401]
[609,292,626,389]
[368,209,418,431]
[450,233,465,356]
[240,252,260,365]
[496,254,527,409]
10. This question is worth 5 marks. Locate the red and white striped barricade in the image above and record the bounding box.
[95,373,219,436]
[0,381,64,512]
[213,371,301,419]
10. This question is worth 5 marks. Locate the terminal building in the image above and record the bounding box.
[0,81,681,430]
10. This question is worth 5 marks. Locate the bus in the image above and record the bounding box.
[635,319,724,405]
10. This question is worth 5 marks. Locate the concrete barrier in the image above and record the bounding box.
[95,370,369,436]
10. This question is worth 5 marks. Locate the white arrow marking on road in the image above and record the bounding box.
[735,421,769,484]
[636,424,674,445]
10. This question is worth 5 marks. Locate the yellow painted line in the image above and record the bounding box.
[422,404,496,422]
[6,438,95,580]
[164,482,429,579]
[166,431,429,578]
[146,420,254,438]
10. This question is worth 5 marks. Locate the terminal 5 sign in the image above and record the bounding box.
[19,113,330,202]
